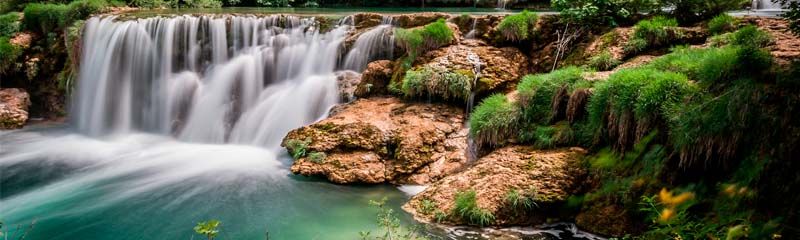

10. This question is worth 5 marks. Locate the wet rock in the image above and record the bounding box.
[403,146,587,226]
[335,70,361,102]
[355,60,394,97]
[414,39,529,94]
[283,97,467,184]
[0,88,31,129]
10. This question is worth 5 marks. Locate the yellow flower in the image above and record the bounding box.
[659,208,675,223]
[723,184,738,197]
[659,188,695,207]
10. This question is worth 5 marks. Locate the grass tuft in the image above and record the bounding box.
[496,10,538,41]
[469,94,520,149]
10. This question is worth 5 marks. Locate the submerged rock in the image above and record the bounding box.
[0,88,31,129]
[403,146,587,226]
[283,97,467,184]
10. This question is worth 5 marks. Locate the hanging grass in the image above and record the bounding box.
[0,37,20,74]
[517,66,589,125]
[469,94,520,149]
[452,190,495,226]
[625,16,679,54]
[401,65,473,102]
[496,10,538,41]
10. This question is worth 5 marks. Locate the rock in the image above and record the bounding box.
[0,88,31,129]
[414,40,529,95]
[742,17,800,66]
[283,97,468,184]
[575,201,642,237]
[403,146,587,226]
[355,60,394,97]
[335,70,361,102]
[395,13,452,28]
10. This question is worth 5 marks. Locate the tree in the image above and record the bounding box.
[658,0,749,24]
[775,0,800,35]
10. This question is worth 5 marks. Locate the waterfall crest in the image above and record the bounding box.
[73,15,365,148]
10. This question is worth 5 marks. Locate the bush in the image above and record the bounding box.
[0,37,21,74]
[648,45,772,86]
[496,10,538,41]
[708,14,737,35]
[661,0,749,24]
[587,50,620,71]
[395,18,453,57]
[626,16,679,54]
[0,12,20,37]
[469,94,520,149]
[730,25,773,48]
[517,66,588,124]
[552,0,658,25]
[452,190,494,226]
[401,65,473,102]
[66,0,107,24]
[777,0,800,35]
[23,3,68,33]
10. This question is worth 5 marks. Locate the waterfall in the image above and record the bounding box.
[342,16,395,72]
[73,15,357,148]
[465,18,478,39]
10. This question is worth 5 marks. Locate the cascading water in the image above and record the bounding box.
[342,16,395,72]
[465,17,479,39]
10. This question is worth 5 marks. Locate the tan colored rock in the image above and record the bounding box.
[355,60,394,97]
[743,17,800,66]
[283,97,467,184]
[415,39,529,94]
[0,88,31,129]
[403,146,587,226]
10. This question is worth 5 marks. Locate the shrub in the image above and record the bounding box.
[0,12,20,37]
[0,37,21,74]
[777,0,799,35]
[395,18,453,56]
[496,10,538,41]
[730,25,773,48]
[517,66,588,124]
[469,94,520,149]
[552,0,658,25]
[401,65,473,102]
[588,50,620,71]
[626,16,679,54]
[23,3,68,33]
[708,14,737,35]
[648,46,771,86]
[452,190,494,226]
[661,0,749,24]
[66,0,107,24]
[285,138,310,159]
[307,152,326,163]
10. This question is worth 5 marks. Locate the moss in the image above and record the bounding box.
[285,138,311,159]
[505,188,537,212]
[469,94,520,149]
[708,14,737,35]
[401,65,473,102]
[647,45,772,87]
[66,0,107,24]
[418,199,437,215]
[307,151,326,163]
[730,25,773,48]
[496,10,538,41]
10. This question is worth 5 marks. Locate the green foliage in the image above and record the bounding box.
[730,25,773,48]
[285,138,310,159]
[662,0,749,24]
[452,190,494,226]
[193,220,221,240]
[648,45,772,87]
[360,197,426,240]
[307,151,326,163]
[401,65,472,102]
[587,50,620,71]
[66,0,107,24]
[496,10,538,41]
[23,3,69,33]
[626,16,679,54]
[777,0,800,36]
[417,199,437,215]
[505,188,537,211]
[469,94,520,149]
[0,37,21,74]
[395,18,453,58]
[517,66,587,124]
[551,0,658,25]
[0,12,20,37]
[708,14,737,35]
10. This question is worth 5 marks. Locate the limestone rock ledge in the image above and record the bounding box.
[403,146,587,226]
[0,88,31,130]
[283,97,468,184]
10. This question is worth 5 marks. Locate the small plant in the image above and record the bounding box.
[469,94,520,149]
[505,188,537,211]
[360,197,426,240]
[307,151,326,163]
[418,199,437,215]
[497,10,538,41]
[193,220,221,240]
[452,190,495,226]
[708,14,737,35]
[626,16,679,54]
[285,138,310,159]
[517,66,588,124]
[401,66,473,102]
[731,25,773,48]
[587,50,620,71]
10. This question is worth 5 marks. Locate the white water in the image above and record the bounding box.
[342,16,395,72]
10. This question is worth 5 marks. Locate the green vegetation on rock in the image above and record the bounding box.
[708,14,737,35]
[469,94,520,149]
[0,37,20,74]
[400,65,473,102]
[452,190,494,226]
[517,66,588,125]
[0,12,20,37]
[625,16,679,54]
[496,10,538,41]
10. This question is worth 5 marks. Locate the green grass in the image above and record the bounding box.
[647,45,771,87]
[517,66,588,125]
[0,12,20,37]
[587,50,620,71]
[418,199,437,215]
[23,3,68,33]
[0,37,21,74]
[395,18,453,56]
[730,25,773,48]
[708,14,737,35]
[496,10,538,41]
[469,94,520,149]
[626,16,679,54]
[505,188,537,211]
[452,190,494,226]
[66,0,107,24]
[400,66,473,102]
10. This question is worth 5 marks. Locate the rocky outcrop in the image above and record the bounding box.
[335,70,361,102]
[283,97,468,184]
[744,17,800,66]
[413,39,529,94]
[355,60,394,97]
[0,88,31,129]
[403,146,587,226]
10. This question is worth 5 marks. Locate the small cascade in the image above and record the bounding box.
[465,17,479,39]
[342,15,396,72]
[465,50,483,163]
[74,15,349,148]
[496,0,508,9]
